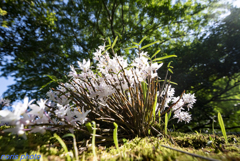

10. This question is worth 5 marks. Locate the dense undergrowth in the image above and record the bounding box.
[1,125,239,161]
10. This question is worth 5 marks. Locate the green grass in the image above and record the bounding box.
[0,127,239,161]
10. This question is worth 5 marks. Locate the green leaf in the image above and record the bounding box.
[40,80,54,90]
[167,61,173,68]
[152,93,158,121]
[151,49,161,59]
[108,37,111,46]
[218,112,228,143]
[142,55,151,60]
[140,40,160,50]
[141,81,148,103]
[165,113,168,135]
[63,133,79,161]
[132,42,139,46]
[112,36,118,48]
[168,109,172,120]
[158,80,178,85]
[152,55,177,62]
[124,46,138,50]
[92,121,97,158]
[53,133,71,161]
[139,36,147,45]
[168,68,173,74]
[85,122,93,133]
[101,47,111,55]
[45,75,58,81]
[113,122,119,151]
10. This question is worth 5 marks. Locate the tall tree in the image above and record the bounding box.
[0,0,222,101]
[161,7,240,132]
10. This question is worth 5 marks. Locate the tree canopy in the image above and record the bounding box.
[0,0,222,101]
[162,7,240,132]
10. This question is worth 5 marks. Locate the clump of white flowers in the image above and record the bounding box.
[0,38,196,139]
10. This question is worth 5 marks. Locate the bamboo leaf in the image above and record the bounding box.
[139,36,147,45]
[151,49,161,59]
[124,46,138,50]
[132,42,139,45]
[157,61,163,64]
[152,55,177,62]
[112,36,118,48]
[140,40,160,50]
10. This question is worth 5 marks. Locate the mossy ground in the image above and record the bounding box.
[0,126,239,161]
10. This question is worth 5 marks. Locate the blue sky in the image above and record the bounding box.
[1,0,240,102]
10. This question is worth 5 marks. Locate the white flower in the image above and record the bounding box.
[98,43,105,51]
[77,59,91,73]
[14,96,35,116]
[0,110,20,124]
[31,126,46,134]
[4,123,27,139]
[69,65,78,78]
[28,99,48,117]
[182,93,196,104]
[173,111,191,123]
[73,107,91,124]
[55,104,69,118]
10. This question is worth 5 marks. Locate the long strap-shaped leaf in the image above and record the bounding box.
[218,112,228,143]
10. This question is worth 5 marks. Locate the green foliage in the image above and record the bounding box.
[53,133,71,161]
[165,113,168,135]
[218,112,228,143]
[0,0,223,101]
[62,133,79,161]
[85,122,93,133]
[160,8,240,132]
[113,122,119,151]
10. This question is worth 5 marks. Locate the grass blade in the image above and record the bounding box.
[218,112,228,143]
[165,113,168,135]
[92,121,97,160]
[53,133,71,161]
[113,122,119,151]
[63,133,79,161]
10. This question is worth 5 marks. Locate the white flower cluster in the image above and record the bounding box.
[0,96,91,139]
[0,44,196,139]
[159,85,196,123]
